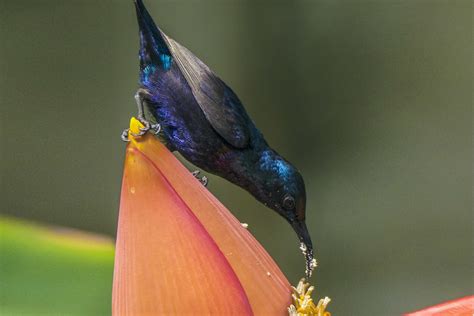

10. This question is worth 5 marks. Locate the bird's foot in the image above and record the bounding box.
[132,116,161,137]
[121,88,161,142]
[120,120,160,142]
[121,128,131,142]
[192,170,208,187]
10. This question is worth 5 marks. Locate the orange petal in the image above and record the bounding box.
[113,146,252,315]
[404,296,474,316]
[112,118,291,315]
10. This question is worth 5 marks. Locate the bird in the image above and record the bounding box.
[125,0,316,277]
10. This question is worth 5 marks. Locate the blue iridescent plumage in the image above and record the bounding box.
[133,0,315,277]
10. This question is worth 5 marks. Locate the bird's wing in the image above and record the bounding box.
[134,0,250,148]
[164,36,251,149]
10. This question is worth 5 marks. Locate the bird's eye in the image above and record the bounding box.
[282,195,295,210]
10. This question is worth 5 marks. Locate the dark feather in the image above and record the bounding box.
[135,0,250,148]
[133,0,314,277]
[164,39,250,148]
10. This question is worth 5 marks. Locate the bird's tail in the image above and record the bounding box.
[134,0,172,71]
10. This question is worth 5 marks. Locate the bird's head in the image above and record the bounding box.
[250,150,316,277]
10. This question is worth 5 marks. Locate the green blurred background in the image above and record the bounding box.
[0,0,471,315]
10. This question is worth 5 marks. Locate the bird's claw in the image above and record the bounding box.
[136,119,151,135]
[121,128,131,142]
[200,176,209,186]
[121,118,161,142]
[131,117,161,137]
[149,123,161,134]
[121,88,161,142]
[192,170,208,187]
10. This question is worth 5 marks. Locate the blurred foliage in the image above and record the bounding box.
[0,216,113,316]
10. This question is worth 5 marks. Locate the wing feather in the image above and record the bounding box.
[163,35,250,148]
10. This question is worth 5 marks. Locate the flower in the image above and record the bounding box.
[404,295,474,316]
[112,118,293,315]
[288,278,331,316]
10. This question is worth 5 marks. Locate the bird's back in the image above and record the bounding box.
[134,0,266,174]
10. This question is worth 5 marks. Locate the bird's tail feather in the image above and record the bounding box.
[134,0,172,70]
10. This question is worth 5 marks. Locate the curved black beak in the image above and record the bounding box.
[291,220,317,278]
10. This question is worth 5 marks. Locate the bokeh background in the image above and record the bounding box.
[1,0,471,315]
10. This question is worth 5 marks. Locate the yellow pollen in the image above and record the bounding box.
[288,278,331,316]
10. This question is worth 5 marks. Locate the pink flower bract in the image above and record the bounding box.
[112,118,291,315]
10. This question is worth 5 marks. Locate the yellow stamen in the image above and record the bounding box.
[288,278,331,316]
